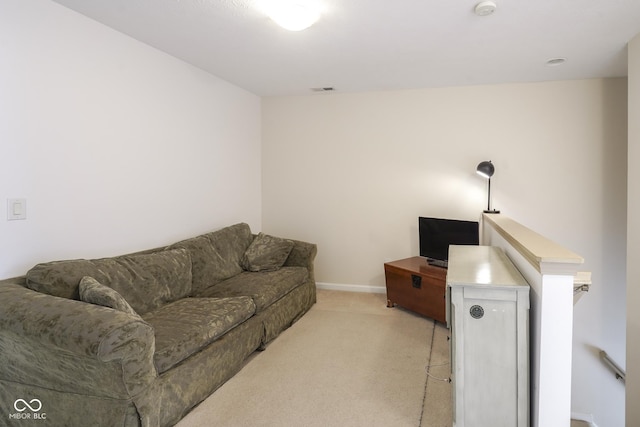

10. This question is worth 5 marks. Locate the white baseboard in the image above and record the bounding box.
[571,412,597,427]
[316,282,386,294]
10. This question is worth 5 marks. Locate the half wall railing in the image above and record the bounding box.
[481,214,585,427]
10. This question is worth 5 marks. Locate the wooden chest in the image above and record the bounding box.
[384,256,447,323]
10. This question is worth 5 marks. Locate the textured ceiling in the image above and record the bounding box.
[51,0,640,96]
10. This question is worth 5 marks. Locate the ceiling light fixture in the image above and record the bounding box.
[474,1,497,16]
[256,0,322,31]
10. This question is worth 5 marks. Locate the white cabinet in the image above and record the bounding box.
[446,245,530,427]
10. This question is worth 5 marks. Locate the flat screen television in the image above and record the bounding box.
[419,217,479,268]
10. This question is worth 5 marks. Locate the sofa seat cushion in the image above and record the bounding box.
[194,267,309,313]
[143,296,256,373]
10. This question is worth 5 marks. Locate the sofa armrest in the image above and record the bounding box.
[0,279,157,397]
[284,240,317,281]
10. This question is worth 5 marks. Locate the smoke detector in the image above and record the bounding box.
[475,1,497,16]
[546,58,567,66]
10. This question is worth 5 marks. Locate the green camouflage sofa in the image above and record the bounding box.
[0,223,316,427]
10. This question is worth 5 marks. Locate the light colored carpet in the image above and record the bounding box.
[175,289,452,427]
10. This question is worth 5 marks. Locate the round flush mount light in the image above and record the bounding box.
[546,57,567,66]
[255,0,322,31]
[475,1,497,16]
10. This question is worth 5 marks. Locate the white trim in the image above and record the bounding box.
[482,213,583,275]
[316,282,386,294]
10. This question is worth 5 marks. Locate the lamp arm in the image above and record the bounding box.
[487,177,491,211]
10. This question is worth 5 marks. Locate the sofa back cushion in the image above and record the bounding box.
[169,223,253,293]
[26,248,192,314]
[205,222,254,276]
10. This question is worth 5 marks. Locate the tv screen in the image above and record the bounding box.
[419,217,479,264]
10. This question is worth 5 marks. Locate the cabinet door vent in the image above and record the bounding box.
[470,305,484,319]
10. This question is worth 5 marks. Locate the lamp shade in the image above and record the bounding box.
[476,161,495,179]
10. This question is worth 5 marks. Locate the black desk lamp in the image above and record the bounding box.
[476,160,500,214]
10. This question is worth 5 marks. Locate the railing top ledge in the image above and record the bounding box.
[483,213,584,275]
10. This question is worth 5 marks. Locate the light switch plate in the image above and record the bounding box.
[7,198,26,220]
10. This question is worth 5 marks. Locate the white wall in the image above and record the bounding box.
[0,0,262,279]
[627,33,640,427]
[262,79,628,426]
